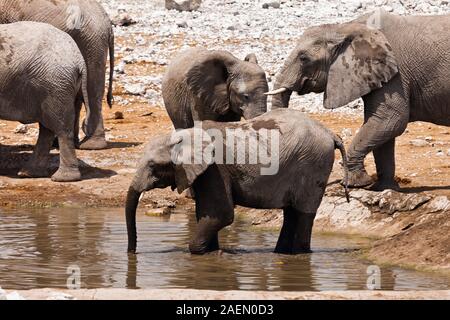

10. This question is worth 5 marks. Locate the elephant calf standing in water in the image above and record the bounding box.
[268,10,450,191]
[126,109,349,255]
[0,22,92,182]
[162,48,269,129]
[0,0,114,150]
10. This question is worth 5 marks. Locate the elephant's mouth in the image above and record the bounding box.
[296,78,310,94]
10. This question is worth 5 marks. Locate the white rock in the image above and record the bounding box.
[0,287,6,300]
[14,124,29,134]
[6,291,26,300]
[124,83,146,96]
[165,0,202,12]
[410,139,429,147]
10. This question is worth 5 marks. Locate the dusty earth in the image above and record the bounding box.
[0,0,449,286]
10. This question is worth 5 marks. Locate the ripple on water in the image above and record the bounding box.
[0,207,448,291]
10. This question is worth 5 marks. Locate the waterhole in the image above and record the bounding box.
[0,207,448,291]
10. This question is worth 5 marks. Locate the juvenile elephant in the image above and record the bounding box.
[125,109,349,254]
[0,0,114,150]
[0,22,92,182]
[162,48,269,129]
[267,10,450,191]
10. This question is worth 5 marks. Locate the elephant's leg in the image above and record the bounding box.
[18,124,54,178]
[275,208,316,254]
[347,80,409,188]
[189,166,234,254]
[275,207,297,254]
[291,211,316,254]
[371,138,399,191]
[51,133,81,182]
[79,55,108,150]
[52,95,82,149]
[189,216,228,254]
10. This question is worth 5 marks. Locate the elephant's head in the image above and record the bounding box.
[126,129,214,253]
[186,50,269,120]
[267,22,398,109]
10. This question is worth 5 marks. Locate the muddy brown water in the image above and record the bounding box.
[0,207,448,291]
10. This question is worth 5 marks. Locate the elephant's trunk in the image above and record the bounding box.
[243,100,267,119]
[125,186,142,253]
[271,86,292,109]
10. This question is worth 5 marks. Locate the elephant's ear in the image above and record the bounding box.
[170,128,215,194]
[244,53,259,64]
[186,51,238,116]
[324,24,398,109]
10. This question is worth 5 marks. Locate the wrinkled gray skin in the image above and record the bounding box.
[270,10,450,191]
[162,48,269,129]
[0,22,92,182]
[126,109,349,255]
[0,0,114,150]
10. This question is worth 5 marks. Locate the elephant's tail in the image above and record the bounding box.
[79,62,93,137]
[334,136,350,203]
[107,25,115,108]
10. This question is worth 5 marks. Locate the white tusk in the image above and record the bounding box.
[264,87,288,95]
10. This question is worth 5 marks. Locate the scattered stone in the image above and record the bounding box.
[145,207,172,217]
[5,291,26,300]
[112,12,136,26]
[114,111,124,120]
[425,196,450,213]
[177,20,189,28]
[115,62,126,74]
[124,83,146,96]
[165,0,202,12]
[14,124,30,134]
[46,292,75,300]
[409,139,429,147]
[262,2,281,9]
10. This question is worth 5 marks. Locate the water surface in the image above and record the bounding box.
[0,207,448,291]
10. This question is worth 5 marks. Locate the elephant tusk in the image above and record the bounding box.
[264,87,288,95]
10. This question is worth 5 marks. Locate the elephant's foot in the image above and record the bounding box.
[189,239,220,255]
[370,179,400,191]
[274,244,312,255]
[346,169,374,188]
[51,167,81,182]
[78,135,108,150]
[18,167,49,179]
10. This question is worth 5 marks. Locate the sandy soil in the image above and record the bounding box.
[2,288,449,300]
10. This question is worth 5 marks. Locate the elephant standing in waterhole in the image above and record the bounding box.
[125,109,349,255]
[0,0,114,150]
[0,22,92,181]
[267,10,450,191]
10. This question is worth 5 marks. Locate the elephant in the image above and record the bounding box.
[267,10,450,191]
[0,0,114,150]
[125,108,349,255]
[0,22,93,182]
[162,48,269,129]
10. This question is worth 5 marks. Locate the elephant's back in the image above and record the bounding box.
[0,22,82,80]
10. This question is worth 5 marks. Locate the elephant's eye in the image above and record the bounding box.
[300,55,310,63]
[242,94,250,102]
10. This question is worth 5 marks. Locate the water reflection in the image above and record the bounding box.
[0,207,448,291]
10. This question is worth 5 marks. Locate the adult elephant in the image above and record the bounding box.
[0,0,114,150]
[267,10,450,191]
[162,48,269,129]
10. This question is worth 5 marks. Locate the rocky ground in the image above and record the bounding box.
[0,0,449,284]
